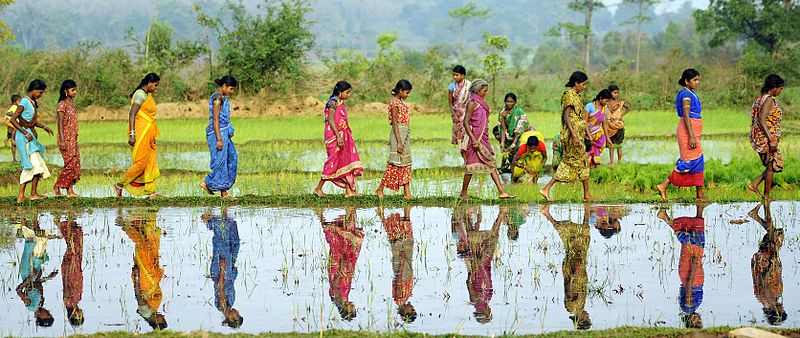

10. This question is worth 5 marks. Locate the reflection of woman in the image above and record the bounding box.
[204,207,244,328]
[115,73,163,199]
[748,202,787,325]
[118,209,167,330]
[540,71,593,202]
[657,69,707,202]
[56,211,85,326]
[16,214,57,327]
[541,204,591,330]
[657,203,705,328]
[319,207,363,321]
[456,207,502,324]
[378,206,417,323]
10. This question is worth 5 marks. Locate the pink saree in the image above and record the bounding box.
[321,98,363,189]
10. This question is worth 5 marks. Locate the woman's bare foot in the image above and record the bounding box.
[696,195,710,203]
[66,193,80,198]
[657,209,669,223]
[656,184,667,201]
[114,184,123,198]
[498,192,515,199]
[200,181,213,195]
[582,195,596,202]
[747,203,763,219]
[53,187,63,197]
[222,194,237,201]
[538,188,551,202]
[402,194,414,199]
[747,183,763,199]
[459,193,469,200]
[375,189,384,199]
[29,194,47,201]
[313,188,325,197]
[147,193,166,199]
[16,195,26,203]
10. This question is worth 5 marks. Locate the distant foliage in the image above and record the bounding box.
[0,0,13,43]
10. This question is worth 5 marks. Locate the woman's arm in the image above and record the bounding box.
[56,105,65,149]
[758,98,777,152]
[9,105,32,141]
[463,101,478,146]
[563,106,581,147]
[499,110,508,149]
[448,89,457,122]
[620,101,631,117]
[602,116,613,150]
[390,104,404,154]
[682,98,696,148]
[212,97,223,150]
[127,102,141,147]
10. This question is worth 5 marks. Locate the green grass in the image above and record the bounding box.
[67,327,800,338]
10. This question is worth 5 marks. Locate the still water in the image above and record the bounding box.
[1,202,797,336]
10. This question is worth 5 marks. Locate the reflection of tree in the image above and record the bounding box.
[541,204,591,330]
[15,212,58,328]
[749,202,787,325]
[658,203,705,329]
[56,211,84,327]
[378,206,417,323]
[204,207,243,328]
[118,209,167,330]
[453,206,502,324]
[319,207,363,321]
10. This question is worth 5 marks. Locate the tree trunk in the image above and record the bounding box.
[635,1,642,76]
[583,1,593,72]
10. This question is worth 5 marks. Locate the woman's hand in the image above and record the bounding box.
[572,135,582,148]
[768,141,777,152]
[43,126,54,136]
[472,140,480,150]
[397,144,404,154]
[336,136,344,148]
[216,139,224,150]
[128,135,136,147]
[688,137,697,149]
[58,140,66,151]
[24,133,33,141]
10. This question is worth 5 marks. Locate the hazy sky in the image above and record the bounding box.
[601,0,709,13]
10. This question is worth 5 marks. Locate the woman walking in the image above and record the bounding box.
[539,71,593,202]
[200,75,239,200]
[10,79,53,203]
[114,73,164,199]
[54,80,81,197]
[459,79,513,200]
[376,80,414,199]
[314,81,363,198]
[657,69,707,202]
[747,74,785,201]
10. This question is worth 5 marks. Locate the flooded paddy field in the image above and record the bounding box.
[1,202,798,336]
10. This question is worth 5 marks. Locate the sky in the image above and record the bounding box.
[601,0,710,13]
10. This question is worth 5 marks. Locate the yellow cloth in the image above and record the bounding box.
[125,213,164,312]
[118,92,160,196]
[512,151,543,180]
[553,89,590,183]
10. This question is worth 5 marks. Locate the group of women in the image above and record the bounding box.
[9,73,240,203]
[7,66,786,202]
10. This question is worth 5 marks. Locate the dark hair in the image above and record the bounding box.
[10,94,21,104]
[35,310,54,327]
[66,307,84,326]
[678,68,700,87]
[223,314,244,328]
[27,79,47,92]
[565,71,588,87]
[504,92,517,102]
[58,79,77,103]
[452,65,466,75]
[593,89,613,102]
[598,228,619,239]
[608,84,620,92]
[330,80,352,99]
[215,75,238,88]
[391,79,413,96]
[526,136,539,147]
[760,74,785,94]
[130,73,161,98]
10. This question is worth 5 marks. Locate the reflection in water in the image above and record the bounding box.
[590,205,629,239]
[502,206,528,241]
[658,203,705,328]
[453,206,502,324]
[749,202,787,325]
[15,212,58,327]
[319,207,363,321]
[541,204,592,330]
[117,209,167,330]
[204,207,244,328]
[55,211,84,327]
[378,206,417,323]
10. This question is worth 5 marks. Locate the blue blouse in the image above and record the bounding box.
[675,89,702,119]
[207,92,233,134]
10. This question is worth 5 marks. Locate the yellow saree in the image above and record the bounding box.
[119,91,160,196]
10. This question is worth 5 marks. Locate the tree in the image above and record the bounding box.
[0,0,13,44]
[694,0,800,53]
[214,0,314,93]
[481,32,509,100]
[448,1,492,53]
[194,4,219,80]
[549,1,604,72]
[623,0,665,76]
[125,19,206,72]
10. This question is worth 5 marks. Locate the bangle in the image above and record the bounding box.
[129,131,135,137]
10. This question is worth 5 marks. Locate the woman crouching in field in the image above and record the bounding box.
[748,74,785,201]
[200,76,239,200]
[376,80,414,199]
[10,79,54,203]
